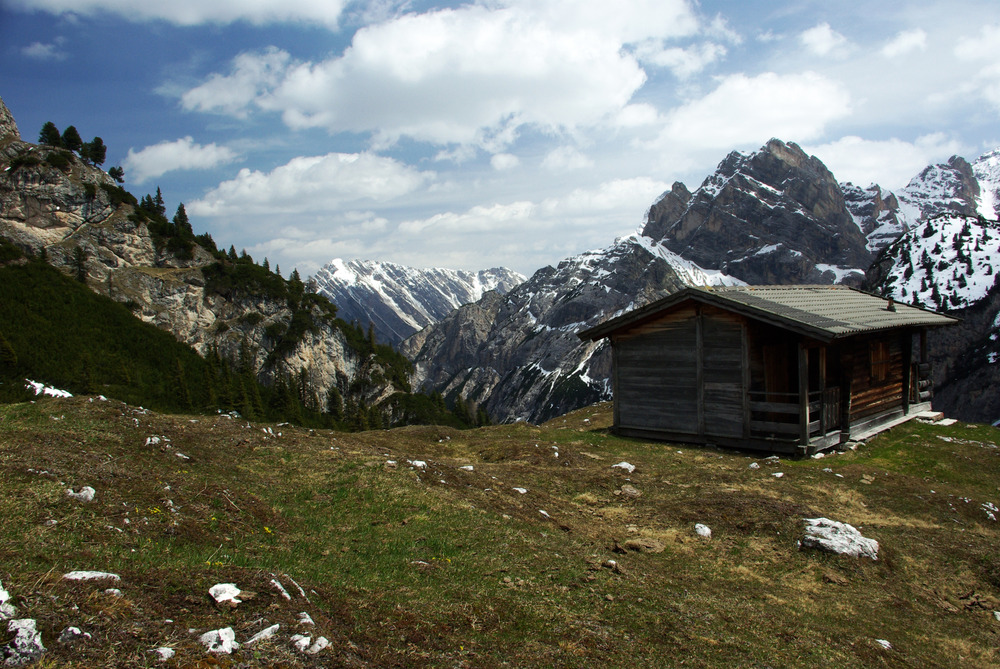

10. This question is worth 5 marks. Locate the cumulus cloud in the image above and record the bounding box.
[188,152,433,216]
[653,72,852,155]
[21,39,67,61]
[174,1,708,149]
[181,47,292,118]
[7,0,348,27]
[490,153,520,171]
[123,137,239,184]
[634,41,727,78]
[954,24,1000,111]
[542,146,594,172]
[799,22,849,57]
[806,134,966,190]
[882,29,927,58]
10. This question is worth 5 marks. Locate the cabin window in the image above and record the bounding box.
[870,340,890,383]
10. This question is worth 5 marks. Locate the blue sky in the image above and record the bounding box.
[2,0,999,277]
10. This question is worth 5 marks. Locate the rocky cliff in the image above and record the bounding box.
[312,258,524,346]
[0,95,401,412]
[644,139,872,285]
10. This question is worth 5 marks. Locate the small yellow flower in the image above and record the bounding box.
[264,526,273,534]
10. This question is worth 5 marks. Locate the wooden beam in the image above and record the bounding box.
[798,341,809,445]
[901,331,912,415]
[741,320,750,439]
[696,306,705,437]
[818,346,827,434]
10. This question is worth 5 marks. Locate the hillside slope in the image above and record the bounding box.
[2,396,998,667]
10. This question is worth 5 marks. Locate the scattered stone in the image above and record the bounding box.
[539,509,551,519]
[764,455,780,463]
[695,523,712,539]
[937,418,958,427]
[200,627,239,654]
[66,486,96,503]
[0,581,15,620]
[104,589,122,597]
[459,465,474,471]
[246,624,280,646]
[512,487,528,494]
[307,637,330,654]
[982,502,998,521]
[772,472,784,478]
[602,559,624,573]
[875,639,892,650]
[63,571,120,582]
[298,611,315,626]
[271,579,292,601]
[623,538,665,554]
[811,452,825,459]
[152,647,175,662]
[611,461,635,474]
[619,484,641,498]
[993,611,1000,622]
[3,619,45,667]
[822,571,849,586]
[408,460,427,469]
[385,460,397,468]
[860,474,875,485]
[58,626,91,645]
[290,634,311,652]
[801,518,879,560]
[209,583,242,605]
[748,462,760,470]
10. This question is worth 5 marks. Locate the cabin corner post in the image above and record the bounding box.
[798,341,809,447]
[696,306,706,438]
[839,349,854,443]
[901,330,913,415]
[612,338,621,430]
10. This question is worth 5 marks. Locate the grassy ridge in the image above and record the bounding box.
[1,398,998,666]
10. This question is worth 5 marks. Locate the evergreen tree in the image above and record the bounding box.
[72,246,87,283]
[171,358,193,410]
[84,137,107,166]
[38,122,62,147]
[108,166,125,183]
[153,188,166,216]
[61,126,83,154]
[326,385,344,421]
[0,333,17,375]
[173,203,192,237]
[263,257,270,272]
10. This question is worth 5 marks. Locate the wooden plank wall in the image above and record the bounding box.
[612,305,745,438]
[846,335,904,422]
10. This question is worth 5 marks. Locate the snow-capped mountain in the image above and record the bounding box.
[973,148,1000,220]
[866,214,1000,423]
[312,259,524,346]
[400,234,741,424]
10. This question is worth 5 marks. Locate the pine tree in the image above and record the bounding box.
[38,121,62,147]
[72,246,87,283]
[153,187,166,216]
[326,385,344,421]
[173,203,192,237]
[61,126,83,154]
[85,137,106,166]
[108,166,125,183]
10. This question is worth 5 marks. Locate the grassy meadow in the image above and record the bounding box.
[1,396,999,667]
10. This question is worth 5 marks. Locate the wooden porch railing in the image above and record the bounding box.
[749,387,841,440]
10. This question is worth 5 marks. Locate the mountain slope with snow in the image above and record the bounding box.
[312,259,524,346]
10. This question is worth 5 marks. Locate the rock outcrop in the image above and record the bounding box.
[0,97,401,411]
[644,139,872,285]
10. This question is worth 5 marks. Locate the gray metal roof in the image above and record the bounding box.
[579,285,958,342]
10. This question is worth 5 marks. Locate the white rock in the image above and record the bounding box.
[695,524,712,539]
[104,589,122,597]
[58,626,91,644]
[512,487,528,494]
[539,510,550,518]
[408,460,427,469]
[63,571,120,582]
[290,634,311,652]
[801,518,879,560]
[0,581,15,620]
[772,472,784,478]
[460,465,474,471]
[66,486,96,503]
[307,636,330,654]
[152,647,175,662]
[993,611,1000,622]
[611,461,636,474]
[209,583,242,604]
[4,619,45,666]
[199,627,239,654]
[876,639,892,650]
[246,624,280,645]
[748,462,760,470]
[298,611,315,626]
[271,579,292,600]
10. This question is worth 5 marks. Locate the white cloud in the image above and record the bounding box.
[799,22,849,57]
[541,146,594,172]
[21,39,67,61]
[882,29,927,58]
[180,47,292,118]
[954,25,1000,111]
[188,152,433,216]
[498,0,700,45]
[123,137,239,184]
[541,177,670,215]
[806,134,966,190]
[653,72,852,155]
[490,153,520,171]
[634,41,727,78]
[7,0,348,27]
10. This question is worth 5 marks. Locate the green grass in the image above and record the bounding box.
[1,398,999,667]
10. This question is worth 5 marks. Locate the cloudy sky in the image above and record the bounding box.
[2,1,999,277]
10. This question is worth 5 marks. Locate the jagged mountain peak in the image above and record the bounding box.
[0,96,19,141]
[312,258,524,346]
[973,147,1000,220]
[643,138,870,286]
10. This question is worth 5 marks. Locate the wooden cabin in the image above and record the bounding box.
[579,286,958,454]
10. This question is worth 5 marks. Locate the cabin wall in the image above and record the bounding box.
[612,305,745,439]
[845,334,905,423]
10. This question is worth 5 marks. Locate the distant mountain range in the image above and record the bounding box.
[311,259,524,346]
[394,139,1000,425]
